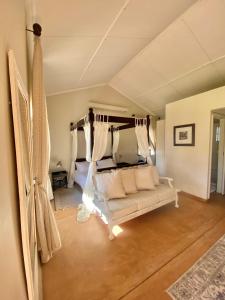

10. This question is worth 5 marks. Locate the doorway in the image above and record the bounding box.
[210,111,225,195]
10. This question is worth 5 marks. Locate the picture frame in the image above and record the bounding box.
[173,123,195,146]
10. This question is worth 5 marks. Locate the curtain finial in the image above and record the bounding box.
[26,23,42,36]
[33,23,42,36]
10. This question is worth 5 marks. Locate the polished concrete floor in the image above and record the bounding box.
[43,192,225,300]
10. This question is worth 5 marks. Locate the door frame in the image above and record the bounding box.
[208,112,225,197]
[217,119,225,193]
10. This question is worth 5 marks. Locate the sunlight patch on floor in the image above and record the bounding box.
[112,225,123,236]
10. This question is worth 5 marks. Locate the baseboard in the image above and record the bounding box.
[178,191,208,202]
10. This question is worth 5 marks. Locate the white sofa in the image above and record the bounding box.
[94,177,179,240]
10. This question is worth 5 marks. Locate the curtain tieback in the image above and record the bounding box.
[33,177,42,185]
[34,177,48,197]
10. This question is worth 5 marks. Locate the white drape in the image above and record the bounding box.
[135,120,153,165]
[77,117,109,222]
[112,129,120,161]
[47,176,54,200]
[149,118,156,155]
[32,37,61,263]
[84,122,92,162]
[68,129,78,188]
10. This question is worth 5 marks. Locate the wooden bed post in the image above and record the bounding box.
[89,108,94,156]
[111,125,114,155]
[146,115,150,144]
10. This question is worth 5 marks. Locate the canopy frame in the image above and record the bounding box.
[70,108,151,154]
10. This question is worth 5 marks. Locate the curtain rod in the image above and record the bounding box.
[26,23,42,37]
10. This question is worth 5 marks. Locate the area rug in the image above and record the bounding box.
[167,234,225,300]
[54,186,82,210]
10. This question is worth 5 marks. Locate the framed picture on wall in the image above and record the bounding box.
[174,123,195,146]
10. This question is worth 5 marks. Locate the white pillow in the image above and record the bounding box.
[97,158,116,169]
[139,165,160,186]
[121,168,137,194]
[95,170,126,200]
[150,166,160,186]
[76,161,89,173]
[135,166,155,190]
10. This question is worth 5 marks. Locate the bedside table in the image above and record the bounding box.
[116,162,130,168]
[51,170,68,191]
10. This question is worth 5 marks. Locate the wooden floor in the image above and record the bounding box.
[43,192,225,300]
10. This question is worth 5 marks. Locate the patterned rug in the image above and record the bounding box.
[54,186,82,210]
[167,234,225,300]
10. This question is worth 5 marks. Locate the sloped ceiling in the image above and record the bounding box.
[36,0,225,116]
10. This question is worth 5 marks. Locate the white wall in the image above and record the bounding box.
[47,85,148,171]
[165,85,225,199]
[0,0,29,299]
[156,120,166,176]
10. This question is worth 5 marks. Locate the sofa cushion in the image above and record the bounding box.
[135,166,155,190]
[138,165,160,186]
[151,166,160,186]
[126,184,176,209]
[95,170,126,200]
[94,198,138,220]
[121,168,137,194]
[94,184,176,221]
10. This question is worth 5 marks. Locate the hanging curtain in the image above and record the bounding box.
[47,176,54,200]
[149,117,156,155]
[84,121,92,162]
[77,115,109,222]
[135,119,153,165]
[8,50,38,300]
[112,129,120,161]
[68,129,78,188]
[32,37,61,263]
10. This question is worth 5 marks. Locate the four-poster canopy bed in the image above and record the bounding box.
[70,107,152,168]
[69,108,178,240]
[68,108,152,189]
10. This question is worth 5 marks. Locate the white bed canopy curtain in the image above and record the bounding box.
[32,36,61,263]
[68,128,78,188]
[112,129,120,161]
[77,114,109,222]
[149,117,156,155]
[135,118,153,165]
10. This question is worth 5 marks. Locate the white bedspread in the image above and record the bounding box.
[74,171,87,189]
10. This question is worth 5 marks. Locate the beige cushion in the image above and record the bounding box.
[94,184,176,220]
[135,166,155,190]
[138,164,160,186]
[95,170,126,200]
[94,198,138,220]
[121,168,137,194]
[118,184,176,209]
[150,166,160,186]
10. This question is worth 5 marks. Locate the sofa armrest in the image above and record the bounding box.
[159,177,174,188]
